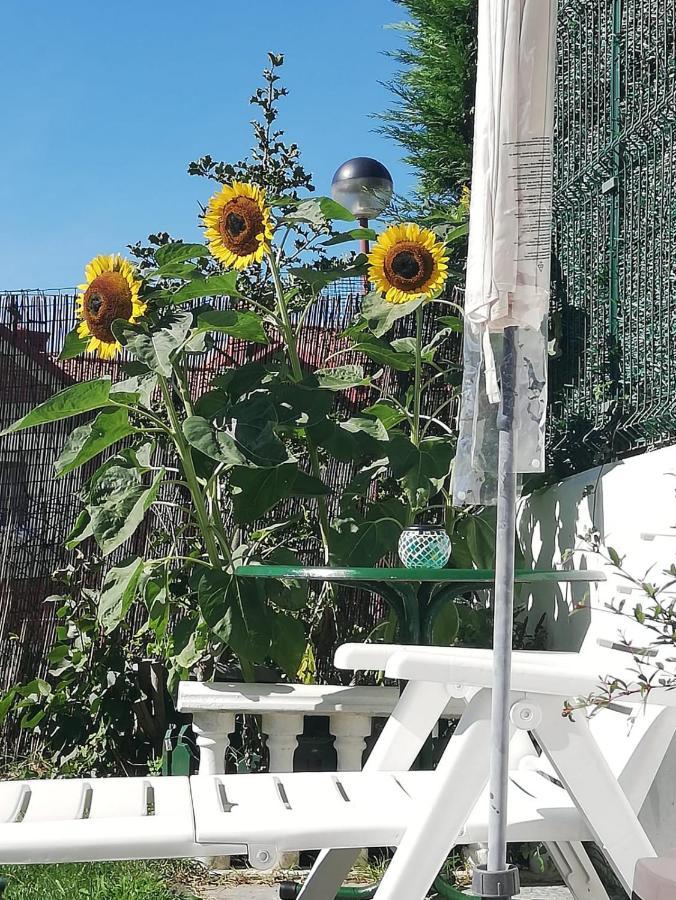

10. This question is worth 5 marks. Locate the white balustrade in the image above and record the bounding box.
[178,681,465,871]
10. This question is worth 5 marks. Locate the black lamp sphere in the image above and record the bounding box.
[331,157,394,220]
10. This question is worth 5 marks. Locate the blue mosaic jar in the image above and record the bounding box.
[398,525,452,569]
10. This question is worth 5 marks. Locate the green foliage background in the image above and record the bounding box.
[379,0,477,204]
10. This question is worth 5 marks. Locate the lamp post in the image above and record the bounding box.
[331,158,394,285]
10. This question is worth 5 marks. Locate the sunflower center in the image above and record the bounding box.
[383,241,435,293]
[218,196,264,257]
[82,271,133,343]
[226,212,246,237]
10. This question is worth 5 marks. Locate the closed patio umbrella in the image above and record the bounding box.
[452,1,558,897]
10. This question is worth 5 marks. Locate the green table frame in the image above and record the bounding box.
[235,565,605,644]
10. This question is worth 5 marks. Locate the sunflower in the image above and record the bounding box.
[368,223,449,304]
[203,181,273,270]
[76,255,145,359]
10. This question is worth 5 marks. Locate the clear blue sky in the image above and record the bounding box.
[0,0,415,290]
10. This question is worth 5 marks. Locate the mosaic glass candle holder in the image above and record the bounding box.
[398,525,452,569]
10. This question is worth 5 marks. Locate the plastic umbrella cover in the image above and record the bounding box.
[452,0,558,506]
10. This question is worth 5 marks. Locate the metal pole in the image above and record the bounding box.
[473,324,520,900]
[358,216,370,293]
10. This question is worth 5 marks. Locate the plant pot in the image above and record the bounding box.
[398,525,452,569]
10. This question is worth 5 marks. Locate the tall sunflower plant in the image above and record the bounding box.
[1,56,485,736]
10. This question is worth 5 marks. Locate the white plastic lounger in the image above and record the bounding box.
[1,638,673,900]
[0,776,234,864]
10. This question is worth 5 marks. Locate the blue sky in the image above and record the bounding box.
[0,1,415,290]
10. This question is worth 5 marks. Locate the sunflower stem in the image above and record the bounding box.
[267,254,332,563]
[157,373,225,570]
[412,304,424,449]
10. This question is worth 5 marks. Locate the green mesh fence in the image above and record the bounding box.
[549,0,676,474]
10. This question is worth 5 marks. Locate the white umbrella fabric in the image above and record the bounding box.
[451,2,558,897]
[453,0,558,508]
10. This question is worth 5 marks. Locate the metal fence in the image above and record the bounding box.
[549,0,676,474]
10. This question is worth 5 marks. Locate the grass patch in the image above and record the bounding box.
[0,860,199,900]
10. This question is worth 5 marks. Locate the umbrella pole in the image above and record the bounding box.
[474,324,520,900]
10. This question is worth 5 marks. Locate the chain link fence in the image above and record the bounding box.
[549,0,676,473]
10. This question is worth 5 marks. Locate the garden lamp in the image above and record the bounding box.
[331,156,393,256]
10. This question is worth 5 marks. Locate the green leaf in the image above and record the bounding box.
[1,378,112,435]
[268,610,306,678]
[149,262,199,279]
[89,466,164,556]
[197,568,231,633]
[445,222,469,242]
[361,291,423,338]
[144,578,169,641]
[114,309,192,377]
[232,394,291,466]
[460,514,496,569]
[352,335,416,371]
[330,499,408,567]
[230,463,329,523]
[65,509,94,549]
[309,416,388,464]
[269,381,334,426]
[263,550,309,611]
[289,257,368,291]
[171,614,207,670]
[154,242,209,267]
[110,373,157,407]
[430,599,460,646]
[98,556,144,634]
[55,408,135,477]
[322,227,377,246]
[362,401,407,431]
[437,315,463,332]
[171,273,243,303]
[199,571,271,661]
[196,309,267,344]
[283,196,355,226]
[315,364,369,390]
[58,326,90,360]
[387,436,455,508]
[182,416,246,467]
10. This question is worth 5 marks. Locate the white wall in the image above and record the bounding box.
[518,444,676,852]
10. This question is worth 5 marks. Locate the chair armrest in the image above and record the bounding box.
[333,643,495,672]
[334,643,410,672]
[385,647,602,697]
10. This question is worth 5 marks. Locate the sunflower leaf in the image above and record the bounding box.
[282,197,355,226]
[322,227,377,246]
[230,463,329,523]
[289,257,368,291]
[361,291,423,337]
[267,610,306,678]
[154,242,210,267]
[59,327,90,360]
[437,315,463,332]
[351,335,416,371]
[182,416,246,467]
[171,273,244,304]
[195,309,267,344]
[55,407,136,478]
[1,378,113,435]
[114,309,192,377]
[64,509,94,549]
[146,262,199,279]
[315,364,370,390]
[97,556,145,634]
[89,466,165,556]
